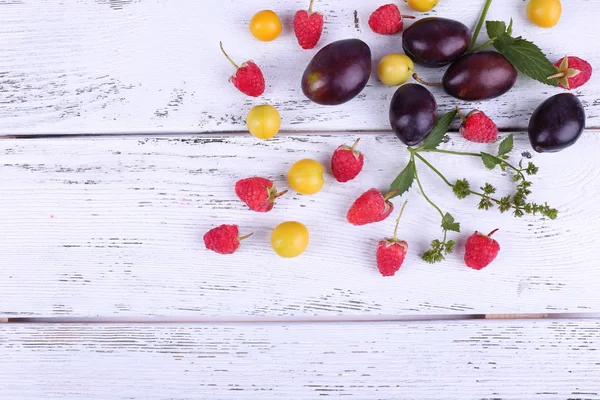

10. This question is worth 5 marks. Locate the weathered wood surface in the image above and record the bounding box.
[2,132,599,317]
[1,0,599,135]
[1,320,599,399]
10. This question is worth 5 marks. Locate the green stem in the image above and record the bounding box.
[219,41,239,69]
[238,232,254,241]
[419,148,524,177]
[419,148,481,157]
[414,152,506,205]
[469,0,494,51]
[470,37,496,53]
[413,153,453,188]
[413,163,444,220]
[392,200,409,240]
[412,73,443,87]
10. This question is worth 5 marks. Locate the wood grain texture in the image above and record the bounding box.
[1,132,599,317]
[1,0,599,134]
[1,320,599,399]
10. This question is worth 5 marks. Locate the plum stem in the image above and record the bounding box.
[412,73,443,87]
[392,200,409,240]
[469,0,494,51]
[219,41,239,70]
[402,15,416,20]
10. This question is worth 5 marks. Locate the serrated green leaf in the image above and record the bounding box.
[486,20,506,39]
[388,159,415,199]
[481,152,501,170]
[441,213,460,233]
[420,110,458,150]
[493,34,558,87]
[498,134,514,156]
[507,18,513,36]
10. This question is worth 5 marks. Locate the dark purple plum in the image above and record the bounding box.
[402,18,471,68]
[389,84,437,146]
[528,93,585,153]
[302,39,371,106]
[442,51,517,101]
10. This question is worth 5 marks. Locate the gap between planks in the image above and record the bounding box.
[0,127,600,140]
[3,312,600,324]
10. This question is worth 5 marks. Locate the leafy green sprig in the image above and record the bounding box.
[468,0,558,87]
[389,110,558,264]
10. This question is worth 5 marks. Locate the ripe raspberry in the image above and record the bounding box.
[331,138,364,183]
[203,224,253,255]
[464,229,500,270]
[549,56,593,90]
[235,177,287,212]
[294,0,324,50]
[347,188,394,226]
[369,4,412,35]
[220,42,265,97]
[457,107,498,143]
[376,201,408,276]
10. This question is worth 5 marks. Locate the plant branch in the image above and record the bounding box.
[419,148,481,157]
[469,0,494,51]
[413,153,453,188]
[413,164,444,219]
[471,37,496,53]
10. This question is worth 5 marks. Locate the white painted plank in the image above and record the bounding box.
[1,132,599,317]
[1,320,599,399]
[0,0,599,134]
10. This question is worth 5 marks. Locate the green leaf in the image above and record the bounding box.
[507,18,513,36]
[388,159,415,199]
[493,34,558,87]
[420,110,458,150]
[441,213,460,233]
[485,20,506,39]
[498,134,514,156]
[481,152,501,170]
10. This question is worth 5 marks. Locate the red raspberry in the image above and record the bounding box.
[464,229,500,270]
[376,201,408,276]
[235,177,287,212]
[549,56,593,90]
[331,138,364,183]
[457,107,498,143]
[369,4,412,35]
[203,224,253,255]
[347,188,394,226]
[220,42,265,97]
[294,0,324,50]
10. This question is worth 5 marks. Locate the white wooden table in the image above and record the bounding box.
[1,1,600,398]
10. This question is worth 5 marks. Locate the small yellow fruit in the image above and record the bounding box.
[407,0,438,12]
[249,10,282,42]
[246,104,281,140]
[271,221,309,258]
[287,159,325,195]
[526,0,562,28]
[377,54,415,86]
